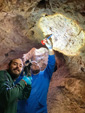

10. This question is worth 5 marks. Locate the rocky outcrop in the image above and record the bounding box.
[47,66,85,113]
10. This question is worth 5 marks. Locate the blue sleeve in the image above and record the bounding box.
[44,55,56,79]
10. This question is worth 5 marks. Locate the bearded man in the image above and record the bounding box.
[0,58,31,113]
[17,39,56,113]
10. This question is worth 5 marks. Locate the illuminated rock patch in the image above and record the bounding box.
[38,13,85,56]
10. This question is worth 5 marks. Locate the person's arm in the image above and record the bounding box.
[48,48,54,55]
[18,84,31,100]
[44,39,56,79]
[45,38,54,55]
[18,76,32,100]
[0,71,31,107]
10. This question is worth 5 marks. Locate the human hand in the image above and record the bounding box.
[22,76,32,85]
[45,39,52,49]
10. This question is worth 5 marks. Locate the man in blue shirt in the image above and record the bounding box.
[17,39,56,113]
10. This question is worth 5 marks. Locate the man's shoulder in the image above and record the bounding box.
[0,70,6,73]
[0,70,7,81]
[0,70,11,82]
[0,70,7,76]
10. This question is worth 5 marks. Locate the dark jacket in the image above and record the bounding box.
[0,70,31,113]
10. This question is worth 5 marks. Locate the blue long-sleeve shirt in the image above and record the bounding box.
[17,55,55,113]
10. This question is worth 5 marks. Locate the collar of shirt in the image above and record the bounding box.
[32,73,40,80]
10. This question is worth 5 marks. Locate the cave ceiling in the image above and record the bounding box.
[0,0,85,72]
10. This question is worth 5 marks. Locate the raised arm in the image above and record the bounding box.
[44,39,56,79]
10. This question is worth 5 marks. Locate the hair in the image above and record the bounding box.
[8,60,13,66]
[8,58,23,67]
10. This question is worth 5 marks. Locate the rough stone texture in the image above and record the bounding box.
[0,0,85,113]
[47,66,85,113]
[36,13,85,56]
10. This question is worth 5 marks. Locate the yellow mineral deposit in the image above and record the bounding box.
[37,13,85,56]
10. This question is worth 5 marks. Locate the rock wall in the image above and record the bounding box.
[0,0,85,113]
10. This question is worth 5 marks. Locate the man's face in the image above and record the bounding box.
[9,59,23,79]
[30,61,40,75]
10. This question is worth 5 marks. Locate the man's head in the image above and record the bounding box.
[7,58,23,79]
[30,61,40,75]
